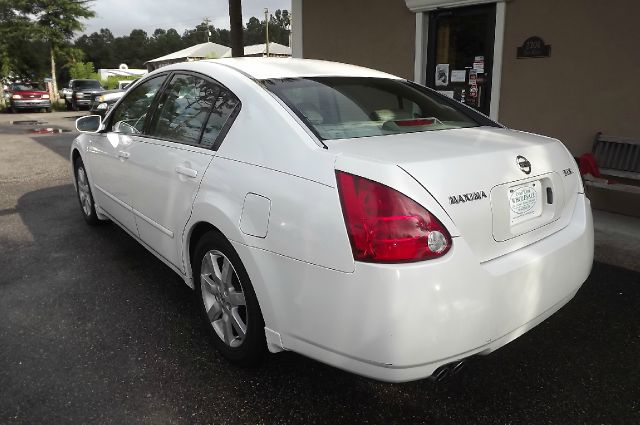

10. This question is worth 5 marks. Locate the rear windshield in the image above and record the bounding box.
[73,80,102,90]
[262,77,497,140]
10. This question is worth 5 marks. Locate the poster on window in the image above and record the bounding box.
[450,70,467,83]
[473,56,485,73]
[435,64,449,86]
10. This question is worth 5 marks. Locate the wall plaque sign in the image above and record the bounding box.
[517,36,551,58]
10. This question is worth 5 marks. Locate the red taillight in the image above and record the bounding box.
[336,171,451,263]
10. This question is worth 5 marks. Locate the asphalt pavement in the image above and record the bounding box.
[0,112,638,424]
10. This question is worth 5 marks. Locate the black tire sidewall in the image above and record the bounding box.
[193,231,266,366]
[74,158,100,226]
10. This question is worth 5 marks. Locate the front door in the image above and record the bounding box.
[426,4,496,116]
[90,74,169,234]
[86,131,138,233]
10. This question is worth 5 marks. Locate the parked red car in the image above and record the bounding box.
[7,82,52,113]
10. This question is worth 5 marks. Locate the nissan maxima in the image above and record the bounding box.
[71,58,593,383]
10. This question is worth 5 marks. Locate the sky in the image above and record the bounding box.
[82,0,291,37]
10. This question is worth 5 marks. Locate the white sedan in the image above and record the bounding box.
[71,58,593,383]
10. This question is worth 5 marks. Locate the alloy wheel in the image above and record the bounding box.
[200,250,247,348]
[76,166,92,216]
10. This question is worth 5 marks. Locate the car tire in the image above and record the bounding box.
[74,158,100,226]
[65,101,72,111]
[193,231,266,366]
[45,107,52,113]
[72,101,79,112]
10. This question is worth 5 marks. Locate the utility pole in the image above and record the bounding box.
[229,0,243,57]
[203,17,210,42]
[264,8,269,57]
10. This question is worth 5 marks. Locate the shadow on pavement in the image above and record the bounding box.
[29,133,76,159]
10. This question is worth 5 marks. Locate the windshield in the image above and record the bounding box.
[74,80,102,90]
[11,83,43,91]
[263,77,497,140]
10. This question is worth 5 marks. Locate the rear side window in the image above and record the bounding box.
[263,77,497,140]
[148,74,220,146]
[200,89,239,148]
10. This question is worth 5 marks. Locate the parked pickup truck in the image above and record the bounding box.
[7,82,51,113]
[66,79,105,111]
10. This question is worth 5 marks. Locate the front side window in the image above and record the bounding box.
[148,74,221,146]
[263,77,497,140]
[109,75,166,135]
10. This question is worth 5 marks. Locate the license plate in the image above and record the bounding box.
[509,181,542,225]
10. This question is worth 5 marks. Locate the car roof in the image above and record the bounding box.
[199,58,402,80]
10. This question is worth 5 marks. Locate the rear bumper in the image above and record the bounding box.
[236,194,593,382]
[11,99,51,109]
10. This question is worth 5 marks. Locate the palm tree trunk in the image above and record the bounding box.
[50,44,58,102]
[228,0,243,57]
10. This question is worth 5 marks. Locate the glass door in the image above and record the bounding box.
[426,4,496,116]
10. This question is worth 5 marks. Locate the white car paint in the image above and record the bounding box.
[87,132,139,233]
[71,58,593,382]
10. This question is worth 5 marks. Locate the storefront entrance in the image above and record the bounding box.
[426,4,496,116]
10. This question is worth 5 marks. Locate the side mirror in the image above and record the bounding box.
[76,115,103,133]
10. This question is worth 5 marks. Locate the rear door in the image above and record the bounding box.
[125,72,241,272]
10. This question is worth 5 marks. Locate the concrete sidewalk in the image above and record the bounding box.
[593,209,640,273]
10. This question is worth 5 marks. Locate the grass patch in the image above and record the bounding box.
[52,101,67,112]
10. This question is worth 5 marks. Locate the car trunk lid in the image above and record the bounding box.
[329,127,581,262]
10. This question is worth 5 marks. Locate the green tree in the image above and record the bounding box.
[68,61,95,79]
[58,46,85,66]
[270,9,290,45]
[245,17,263,45]
[23,0,95,99]
[126,29,149,68]
[0,1,39,81]
[75,28,114,69]
[154,28,184,58]
[67,9,290,78]
[217,28,231,47]
[244,10,290,48]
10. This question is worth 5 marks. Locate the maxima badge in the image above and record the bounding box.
[516,155,531,174]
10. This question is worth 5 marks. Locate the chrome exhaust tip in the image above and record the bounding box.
[451,360,466,375]
[430,360,466,382]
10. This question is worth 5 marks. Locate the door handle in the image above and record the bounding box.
[117,151,130,159]
[175,166,198,178]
